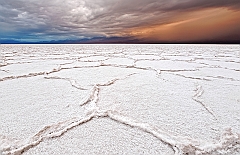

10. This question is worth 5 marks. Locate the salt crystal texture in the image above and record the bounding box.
[0,44,240,155]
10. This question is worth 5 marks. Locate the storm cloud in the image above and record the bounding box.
[0,0,240,42]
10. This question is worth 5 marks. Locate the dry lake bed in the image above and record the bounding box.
[0,44,240,155]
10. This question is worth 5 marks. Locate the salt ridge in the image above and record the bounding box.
[0,44,240,155]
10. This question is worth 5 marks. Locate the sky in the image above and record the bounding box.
[0,0,240,43]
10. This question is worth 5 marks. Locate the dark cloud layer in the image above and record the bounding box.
[163,0,240,11]
[0,0,240,43]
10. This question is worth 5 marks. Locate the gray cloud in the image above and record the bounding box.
[0,0,240,42]
[162,0,240,12]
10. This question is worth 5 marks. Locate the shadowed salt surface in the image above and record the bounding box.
[0,44,240,155]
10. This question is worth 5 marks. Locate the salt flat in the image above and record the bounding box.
[0,44,240,155]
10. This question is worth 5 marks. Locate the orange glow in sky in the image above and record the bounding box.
[1,1,240,43]
[128,8,240,42]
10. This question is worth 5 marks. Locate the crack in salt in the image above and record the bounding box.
[107,111,240,155]
[0,58,198,82]
[0,72,46,82]
[174,73,211,81]
[44,76,88,90]
[3,109,239,155]
[1,46,240,155]
[192,84,217,120]
[2,73,240,155]
[0,65,62,82]
[0,69,9,73]
[206,75,240,81]
[79,74,135,106]
[80,85,100,106]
